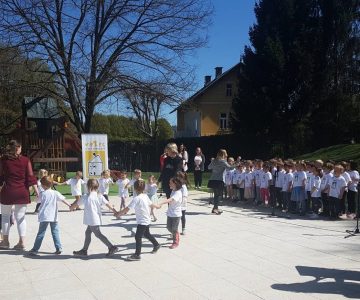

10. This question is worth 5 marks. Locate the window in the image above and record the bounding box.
[226,83,232,96]
[220,113,228,130]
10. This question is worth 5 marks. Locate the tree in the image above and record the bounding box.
[232,0,359,155]
[0,0,212,133]
[122,81,179,140]
[157,118,173,140]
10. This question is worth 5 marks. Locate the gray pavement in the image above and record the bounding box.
[1,190,360,300]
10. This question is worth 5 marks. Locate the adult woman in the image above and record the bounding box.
[158,143,183,198]
[194,147,205,189]
[208,149,234,215]
[179,144,189,172]
[0,140,39,249]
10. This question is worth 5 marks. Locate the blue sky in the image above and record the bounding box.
[166,0,257,124]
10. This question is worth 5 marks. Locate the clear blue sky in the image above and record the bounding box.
[166,0,257,124]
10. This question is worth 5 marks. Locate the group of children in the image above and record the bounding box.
[27,167,189,261]
[223,158,359,220]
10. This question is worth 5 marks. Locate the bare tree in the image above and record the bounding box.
[0,0,212,133]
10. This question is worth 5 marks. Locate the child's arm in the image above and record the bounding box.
[115,207,129,217]
[150,203,161,209]
[106,202,117,214]
[158,197,173,206]
[62,199,71,208]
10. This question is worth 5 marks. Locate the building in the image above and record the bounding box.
[173,63,240,137]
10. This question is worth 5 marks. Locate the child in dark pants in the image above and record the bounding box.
[159,177,183,249]
[116,179,161,261]
[177,172,189,235]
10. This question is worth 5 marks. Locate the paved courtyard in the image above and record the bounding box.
[1,190,360,300]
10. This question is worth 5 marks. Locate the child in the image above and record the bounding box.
[177,171,189,235]
[328,165,347,219]
[244,161,255,203]
[72,179,118,256]
[158,177,183,249]
[98,170,114,201]
[145,175,159,222]
[305,162,314,213]
[254,160,263,205]
[34,169,48,213]
[260,164,272,205]
[348,161,359,219]
[291,162,307,215]
[58,171,85,208]
[224,157,235,200]
[127,169,142,198]
[310,168,322,216]
[28,176,71,255]
[231,164,241,202]
[116,179,160,261]
[282,163,293,212]
[275,162,286,209]
[320,163,334,216]
[116,170,130,211]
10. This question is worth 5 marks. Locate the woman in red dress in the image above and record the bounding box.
[0,140,39,250]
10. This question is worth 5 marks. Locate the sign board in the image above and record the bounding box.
[81,134,108,180]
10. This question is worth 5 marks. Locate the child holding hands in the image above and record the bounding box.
[71,179,118,257]
[116,179,161,261]
[28,176,71,255]
[158,177,183,249]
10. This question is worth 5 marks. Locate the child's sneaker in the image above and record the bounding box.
[73,249,88,256]
[169,243,178,249]
[106,246,118,257]
[127,254,141,261]
[54,249,62,255]
[151,244,161,253]
[27,249,38,256]
[181,229,186,235]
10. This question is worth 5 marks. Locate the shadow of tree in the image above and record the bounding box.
[272,266,360,298]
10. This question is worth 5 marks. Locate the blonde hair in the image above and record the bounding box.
[165,143,178,154]
[216,149,227,160]
[40,175,53,189]
[76,171,83,177]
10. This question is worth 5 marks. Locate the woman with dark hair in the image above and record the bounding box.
[0,140,39,250]
[207,149,234,215]
[194,147,205,189]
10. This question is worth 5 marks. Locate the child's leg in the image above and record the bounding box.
[50,222,62,251]
[135,224,146,256]
[143,225,159,248]
[31,222,49,251]
[72,196,81,209]
[34,203,41,213]
[89,226,113,249]
[120,197,125,210]
[82,226,92,250]
[181,210,186,232]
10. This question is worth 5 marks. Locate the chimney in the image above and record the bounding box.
[204,75,211,86]
[215,67,223,78]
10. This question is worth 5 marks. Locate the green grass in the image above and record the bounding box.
[50,171,212,199]
[296,143,360,164]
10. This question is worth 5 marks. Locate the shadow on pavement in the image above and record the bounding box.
[272,265,360,299]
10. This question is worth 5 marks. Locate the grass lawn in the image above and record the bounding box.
[51,171,212,199]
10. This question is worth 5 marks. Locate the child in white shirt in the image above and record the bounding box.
[244,161,255,202]
[34,169,48,213]
[260,164,272,205]
[224,157,235,200]
[158,177,183,249]
[145,175,159,222]
[72,179,118,257]
[282,163,293,212]
[320,163,334,216]
[328,165,347,219]
[311,168,322,216]
[28,176,71,255]
[116,170,130,210]
[290,162,307,215]
[347,161,359,218]
[177,171,189,235]
[58,171,85,208]
[116,179,160,261]
[254,161,263,205]
[127,169,142,198]
[98,169,114,201]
